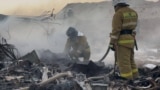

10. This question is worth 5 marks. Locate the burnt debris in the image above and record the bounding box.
[0,38,160,90]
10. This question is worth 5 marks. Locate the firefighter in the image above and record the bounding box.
[64,27,90,61]
[109,0,139,80]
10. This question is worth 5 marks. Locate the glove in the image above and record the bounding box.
[109,43,115,51]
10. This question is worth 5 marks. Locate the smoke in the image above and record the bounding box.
[56,0,160,65]
[0,0,106,16]
[55,1,116,64]
[0,15,69,57]
[146,0,159,2]
[0,0,158,16]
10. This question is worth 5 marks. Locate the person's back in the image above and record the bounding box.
[64,27,90,61]
[67,36,89,51]
[109,0,139,80]
[113,6,138,48]
[116,6,138,30]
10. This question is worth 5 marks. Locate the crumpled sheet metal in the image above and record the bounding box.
[0,50,160,90]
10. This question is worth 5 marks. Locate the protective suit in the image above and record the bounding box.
[110,1,139,80]
[64,27,90,61]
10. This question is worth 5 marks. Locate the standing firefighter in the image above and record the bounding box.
[64,27,90,61]
[109,0,139,80]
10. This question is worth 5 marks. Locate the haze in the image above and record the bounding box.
[0,0,158,16]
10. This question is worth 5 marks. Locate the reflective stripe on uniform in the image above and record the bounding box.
[85,47,90,52]
[109,44,113,48]
[122,22,137,27]
[121,71,133,78]
[118,40,134,44]
[123,12,137,19]
[110,35,118,39]
[132,68,138,73]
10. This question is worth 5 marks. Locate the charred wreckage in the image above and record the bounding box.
[0,38,160,90]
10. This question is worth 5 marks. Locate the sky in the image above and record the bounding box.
[0,0,105,16]
[0,0,159,16]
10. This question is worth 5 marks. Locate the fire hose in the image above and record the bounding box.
[98,39,138,62]
[98,46,110,62]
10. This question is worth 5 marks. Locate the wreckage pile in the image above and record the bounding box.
[0,39,160,90]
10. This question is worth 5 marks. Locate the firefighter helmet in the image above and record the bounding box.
[112,0,128,7]
[66,27,78,38]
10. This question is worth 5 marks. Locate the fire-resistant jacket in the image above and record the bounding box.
[64,33,90,55]
[110,6,138,48]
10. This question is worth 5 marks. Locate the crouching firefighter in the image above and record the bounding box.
[64,27,90,61]
[109,0,139,80]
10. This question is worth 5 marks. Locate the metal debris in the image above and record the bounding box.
[0,39,160,90]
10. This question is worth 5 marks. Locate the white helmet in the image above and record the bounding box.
[112,0,128,7]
